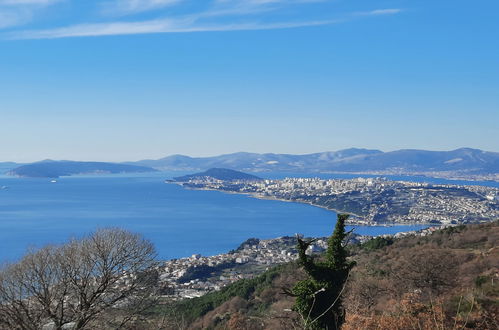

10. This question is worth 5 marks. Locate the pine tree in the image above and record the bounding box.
[292,214,355,329]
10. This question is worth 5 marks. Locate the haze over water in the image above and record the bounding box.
[2,172,494,262]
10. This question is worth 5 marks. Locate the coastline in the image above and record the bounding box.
[245,192,436,227]
[174,183,436,227]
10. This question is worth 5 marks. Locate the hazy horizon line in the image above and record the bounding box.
[2,146,497,164]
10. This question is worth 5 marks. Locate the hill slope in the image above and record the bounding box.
[174,168,262,182]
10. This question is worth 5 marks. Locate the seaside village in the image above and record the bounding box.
[156,225,449,300]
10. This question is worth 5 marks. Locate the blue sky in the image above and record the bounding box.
[0,0,498,162]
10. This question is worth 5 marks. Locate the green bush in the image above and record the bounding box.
[362,237,394,251]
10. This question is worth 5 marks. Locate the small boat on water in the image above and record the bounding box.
[50,180,57,183]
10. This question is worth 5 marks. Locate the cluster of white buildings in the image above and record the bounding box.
[156,236,301,299]
[154,222,467,300]
[183,177,499,225]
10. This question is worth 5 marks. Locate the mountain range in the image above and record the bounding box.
[2,148,498,179]
[127,148,499,176]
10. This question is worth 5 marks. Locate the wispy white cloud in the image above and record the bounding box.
[0,9,28,28]
[357,8,403,16]
[12,17,341,39]
[0,0,63,28]
[212,0,327,11]
[215,0,327,4]
[101,0,184,15]
[204,0,329,19]
[0,0,62,5]
[3,0,404,39]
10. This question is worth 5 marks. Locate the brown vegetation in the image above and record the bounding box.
[163,221,498,330]
[344,221,499,330]
[0,228,158,330]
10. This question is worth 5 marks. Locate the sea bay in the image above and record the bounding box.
[2,171,491,262]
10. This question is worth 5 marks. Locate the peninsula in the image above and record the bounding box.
[174,170,499,225]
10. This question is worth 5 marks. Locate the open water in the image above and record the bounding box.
[1,172,495,262]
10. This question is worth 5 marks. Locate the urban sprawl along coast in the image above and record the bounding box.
[155,175,499,299]
[177,177,499,225]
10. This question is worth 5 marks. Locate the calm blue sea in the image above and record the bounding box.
[0,172,495,262]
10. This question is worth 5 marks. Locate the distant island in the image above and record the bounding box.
[174,168,262,182]
[128,147,499,182]
[8,161,157,178]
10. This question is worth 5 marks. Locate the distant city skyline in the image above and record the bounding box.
[0,0,498,162]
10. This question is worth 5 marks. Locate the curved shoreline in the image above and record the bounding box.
[246,193,435,227]
[178,184,435,227]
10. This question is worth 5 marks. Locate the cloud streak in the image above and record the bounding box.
[0,0,62,4]
[0,10,28,28]
[101,0,184,15]
[357,8,403,16]
[3,0,404,39]
[0,0,63,28]
[11,17,342,39]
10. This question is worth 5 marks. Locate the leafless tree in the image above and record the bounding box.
[0,228,158,330]
[394,247,457,296]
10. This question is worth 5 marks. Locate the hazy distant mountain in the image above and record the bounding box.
[128,148,499,176]
[129,148,382,171]
[5,147,497,179]
[174,168,262,182]
[334,148,499,173]
[0,162,20,174]
[9,161,157,178]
